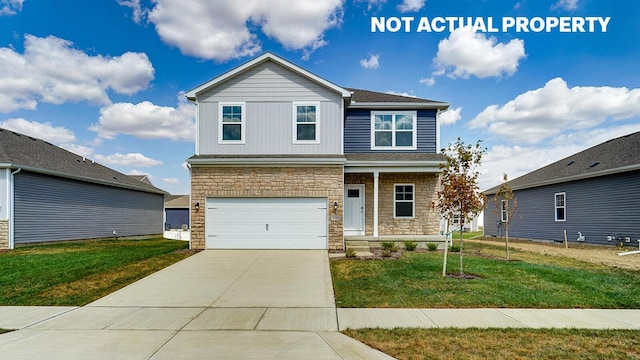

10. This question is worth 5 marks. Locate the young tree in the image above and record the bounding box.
[492,174,518,260]
[433,138,486,276]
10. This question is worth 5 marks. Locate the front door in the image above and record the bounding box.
[344,184,364,235]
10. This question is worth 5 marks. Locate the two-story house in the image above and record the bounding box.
[186,52,449,250]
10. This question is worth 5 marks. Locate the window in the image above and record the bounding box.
[555,192,566,221]
[219,103,245,143]
[372,111,417,150]
[293,102,319,143]
[501,199,508,222]
[394,184,414,218]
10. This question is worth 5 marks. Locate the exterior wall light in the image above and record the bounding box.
[333,201,338,213]
[195,202,200,211]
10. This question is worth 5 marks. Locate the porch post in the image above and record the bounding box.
[373,170,379,237]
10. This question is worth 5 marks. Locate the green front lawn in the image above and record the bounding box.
[0,238,190,306]
[346,328,640,360]
[331,242,640,308]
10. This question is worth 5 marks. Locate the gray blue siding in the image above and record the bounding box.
[344,109,437,153]
[484,170,640,246]
[14,172,164,244]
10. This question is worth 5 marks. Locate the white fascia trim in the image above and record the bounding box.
[344,165,442,173]
[186,52,352,99]
[349,102,450,110]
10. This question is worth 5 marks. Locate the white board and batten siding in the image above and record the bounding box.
[197,62,344,155]
[205,197,328,249]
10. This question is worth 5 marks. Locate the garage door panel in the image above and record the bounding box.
[205,197,328,249]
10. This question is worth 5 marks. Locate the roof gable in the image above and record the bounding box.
[485,131,640,194]
[0,128,167,195]
[186,52,351,100]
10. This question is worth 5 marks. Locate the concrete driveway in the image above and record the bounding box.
[0,250,393,360]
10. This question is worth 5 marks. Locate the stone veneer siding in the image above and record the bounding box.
[345,172,440,236]
[191,166,344,250]
[0,220,8,250]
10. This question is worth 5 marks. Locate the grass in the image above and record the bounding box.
[0,238,190,306]
[331,241,640,308]
[345,328,640,360]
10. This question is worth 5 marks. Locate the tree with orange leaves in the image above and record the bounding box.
[433,138,486,276]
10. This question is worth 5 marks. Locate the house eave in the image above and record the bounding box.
[348,102,450,110]
[345,160,444,173]
[186,52,352,100]
[484,164,640,194]
[0,163,167,195]
[188,157,347,167]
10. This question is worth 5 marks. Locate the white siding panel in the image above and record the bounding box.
[0,169,7,219]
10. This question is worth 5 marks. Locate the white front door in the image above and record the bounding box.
[344,184,364,235]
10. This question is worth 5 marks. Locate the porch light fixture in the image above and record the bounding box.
[333,201,338,213]
[195,202,200,211]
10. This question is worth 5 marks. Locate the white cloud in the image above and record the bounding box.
[0,118,75,143]
[0,0,23,16]
[95,152,162,167]
[359,54,380,69]
[397,0,425,13]
[479,123,640,191]
[386,90,416,98]
[117,0,147,24]
[469,77,640,144]
[552,0,579,11]
[163,178,180,184]
[181,162,189,171]
[433,26,526,79]
[91,93,196,141]
[0,34,154,112]
[60,143,95,159]
[145,0,343,61]
[419,77,435,86]
[439,107,461,125]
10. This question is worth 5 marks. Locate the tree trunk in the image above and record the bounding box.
[459,220,464,275]
[442,219,450,277]
[505,226,510,260]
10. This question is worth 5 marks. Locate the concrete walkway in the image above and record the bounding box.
[1,250,640,359]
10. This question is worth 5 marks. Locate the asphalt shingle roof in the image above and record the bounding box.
[484,131,640,194]
[0,128,166,194]
[345,87,448,106]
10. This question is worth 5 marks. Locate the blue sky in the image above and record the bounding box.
[1,0,638,195]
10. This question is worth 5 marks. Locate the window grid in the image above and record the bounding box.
[293,103,319,143]
[372,111,417,150]
[219,103,245,143]
[394,184,415,218]
[555,192,566,221]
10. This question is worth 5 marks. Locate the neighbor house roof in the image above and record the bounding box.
[186,52,352,100]
[0,128,167,195]
[345,88,450,110]
[165,195,189,208]
[484,131,640,194]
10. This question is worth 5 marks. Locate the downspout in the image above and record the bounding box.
[9,168,21,250]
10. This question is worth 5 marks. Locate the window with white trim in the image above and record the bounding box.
[394,184,414,218]
[371,111,417,150]
[501,199,508,222]
[293,102,319,143]
[219,103,245,143]
[555,192,566,221]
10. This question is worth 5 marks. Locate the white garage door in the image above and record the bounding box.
[205,197,328,249]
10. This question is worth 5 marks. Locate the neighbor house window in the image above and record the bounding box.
[394,184,414,218]
[501,199,508,222]
[371,111,417,150]
[219,103,245,143]
[555,192,566,221]
[293,102,319,143]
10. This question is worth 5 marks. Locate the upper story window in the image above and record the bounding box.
[293,102,319,143]
[219,102,245,143]
[555,192,566,221]
[371,111,417,150]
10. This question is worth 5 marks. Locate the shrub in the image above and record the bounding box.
[427,243,438,251]
[449,244,461,252]
[404,241,418,251]
[380,241,398,252]
[345,248,357,258]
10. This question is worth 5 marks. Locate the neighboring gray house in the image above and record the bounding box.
[186,52,450,250]
[0,128,167,249]
[484,131,640,246]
